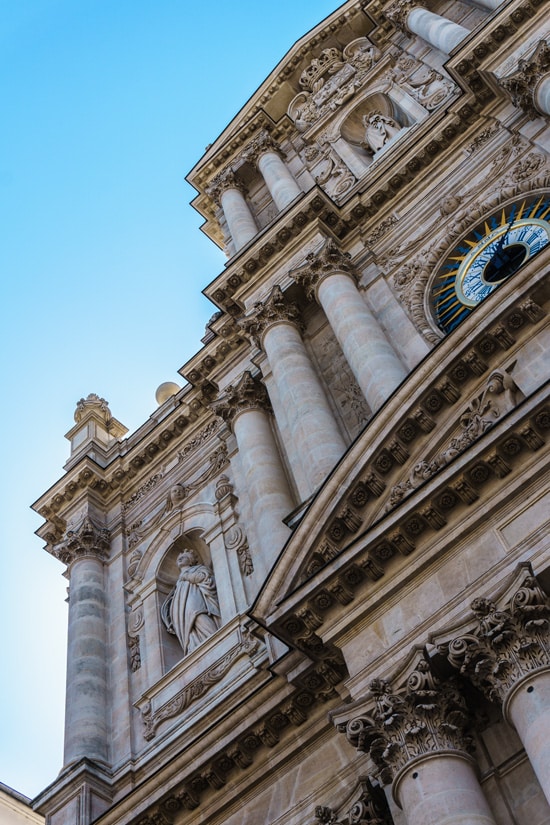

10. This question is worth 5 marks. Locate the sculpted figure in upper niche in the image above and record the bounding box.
[161,548,221,656]
[363,111,402,153]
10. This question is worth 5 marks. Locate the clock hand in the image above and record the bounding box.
[487,214,516,269]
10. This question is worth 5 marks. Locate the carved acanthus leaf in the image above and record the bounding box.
[241,286,302,347]
[291,238,356,300]
[53,516,110,565]
[498,40,550,119]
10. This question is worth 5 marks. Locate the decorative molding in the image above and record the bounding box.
[122,473,164,514]
[226,525,254,576]
[498,40,550,119]
[315,777,393,825]
[385,369,523,510]
[387,53,454,111]
[241,129,281,166]
[291,238,356,301]
[141,631,260,739]
[176,420,221,462]
[439,567,550,706]
[74,393,112,424]
[241,286,303,348]
[206,168,247,206]
[52,516,110,565]
[211,371,271,426]
[339,664,472,785]
[288,38,381,132]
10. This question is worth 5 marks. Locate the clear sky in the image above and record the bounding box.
[0,0,340,799]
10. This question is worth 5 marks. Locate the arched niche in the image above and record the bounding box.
[157,530,217,673]
[329,91,422,180]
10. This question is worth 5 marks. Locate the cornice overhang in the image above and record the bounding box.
[251,250,550,637]
[186,1,372,189]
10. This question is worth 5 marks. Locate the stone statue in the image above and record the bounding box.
[161,549,221,656]
[363,111,402,153]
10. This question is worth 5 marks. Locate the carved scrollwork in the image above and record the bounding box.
[226,525,254,576]
[291,238,356,300]
[288,38,381,131]
[52,516,110,565]
[439,569,550,705]
[340,664,472,785]
[385,369,523,510]
[241,285,303,348]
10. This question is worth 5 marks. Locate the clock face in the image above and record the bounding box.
[432,195,550,334]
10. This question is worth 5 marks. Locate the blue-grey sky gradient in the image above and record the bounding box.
[0,0,338,798]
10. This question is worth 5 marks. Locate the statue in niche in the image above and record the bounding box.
[161,548,221,656]
[363,111,402,153]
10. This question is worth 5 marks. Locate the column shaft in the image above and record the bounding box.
[233,407,294,576]
[505,669,550,806]
[317,272,407,412]
[220,187,258,250]
[407,7,469,53]
[263,321,346,493]
[535,75,550,116]
[394,753,497,825]
[64,555,108,765]
[257,151,302,211]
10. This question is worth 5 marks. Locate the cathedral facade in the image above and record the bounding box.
[33,1,550,824]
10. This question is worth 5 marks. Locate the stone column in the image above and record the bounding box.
[444,570,550,805]
[56,517,110,767]
[212,372,294,577]
[243,287,346,494]
[208,168,258,251]
[498,41,550,119]
[242,130,302,211]
[341,665,497,825]
[292,240,407,413]
[385,0,470,54]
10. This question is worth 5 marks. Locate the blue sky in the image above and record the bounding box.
[0,0,339,799]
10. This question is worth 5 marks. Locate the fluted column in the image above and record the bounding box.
[208,168,258,251]
[498,41,550,119]
[341,665,497,825]
[444,570,550,805]
[55,517,110,766]
[242,130,302,211]
[292,240,407,413]
[386,0,470,54]
[212,372,294,576]
[243,287,346,494]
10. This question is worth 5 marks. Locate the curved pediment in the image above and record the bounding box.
[252,256,550,632]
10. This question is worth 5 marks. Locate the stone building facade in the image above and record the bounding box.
[32,1,550,824]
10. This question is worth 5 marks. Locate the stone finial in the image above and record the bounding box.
[340,664,471,785]
[211,371,271,427]
[206,168,247,206]
[241,129,281,166]
[291,239,355,300]
[384,0,417,31]
[240,286,302,347]
[74,393,111,424]
[53,516,111,566]
[498,40,550,119]
[443,569,550,704]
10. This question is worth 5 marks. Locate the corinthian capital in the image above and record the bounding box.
[340,662,471,785]
[241,129,281,166]
[206,168,247,205]
[498,40,550,119]
[291,239,356,300]
[443,569,550,704]
[240,285,303,347]
[384,0,417,31]
[53,516,110,566]
[211,371,271,427]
